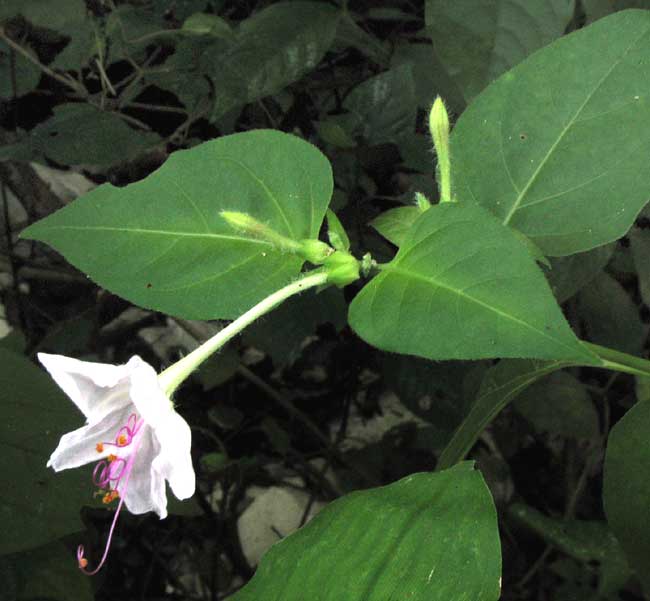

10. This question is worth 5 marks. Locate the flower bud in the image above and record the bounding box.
[360,252,374,277]
[220,210,264,235]
[428,96,453,203]
[414,191,431,212]
[219,211,300,252]
[324,250,360,287]
[299,239,333,264]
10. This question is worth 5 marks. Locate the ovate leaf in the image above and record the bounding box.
[21,130,333,319]
[208,2,340,120]
[0,348,91,554]
[426,0,574,103]
[231,463,501,601]
[451,10,650,256]
[0,104,160,167]
[603,399,650,593]
[349,203,598,363]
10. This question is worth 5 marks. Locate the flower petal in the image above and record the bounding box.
[151,411,195,501]
[121,428,168,518]
[38,353,132,421]
[127,356,173,429]
[47,405,133,471]
[127,356,194,499]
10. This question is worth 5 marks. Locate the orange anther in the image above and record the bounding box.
[107,454,117,463]
[96,443,104,453]
[79,557,88,569]
[102,493,112,504]
[117,434,127,446]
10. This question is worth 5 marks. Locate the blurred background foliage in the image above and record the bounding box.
[1,0,650,599]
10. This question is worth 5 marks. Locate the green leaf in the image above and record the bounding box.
[509,504,633,596]
[437,358,574,469]
[577,271,647,356]
[0,348,92,555]
[635,375,650,403]
[425,0,574,103]
[231,463,501,601]
[398,132,435,173]
[391,42,465,112]
[342,64,417,146]
[243,287,346,365]
[335,12,390,65]
[314,119,357,149]
[196,345,240,390]
[451,9,650,256]
[0,0,86,30]
[629,226,650,306]
[0,41,41,99]
[545,243,615,303]
[105,5,166,64]
[22,130,333,319]
[349,203,598,363]
[0,104,161,167]
[208,2,340,120]
[145,37,213,111]
[182,13,233,39]
[2,541,94,600]
[381,354,484,447]
[52,16,102,71]
[603,399,650,593]
[370,205,421,247]
[583,0,650,23]
[513,371,599,439]
[152,0,210,21]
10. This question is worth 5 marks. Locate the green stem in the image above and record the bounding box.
[437,341,650,470]
[584,341,650,378]
[158,271,328,395]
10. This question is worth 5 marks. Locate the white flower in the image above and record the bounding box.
[38,353,195,572]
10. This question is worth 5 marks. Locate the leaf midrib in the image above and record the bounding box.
[28,224,273,246]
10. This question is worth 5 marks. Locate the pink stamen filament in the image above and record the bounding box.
[92,457,127,489]
[78,413,144,575]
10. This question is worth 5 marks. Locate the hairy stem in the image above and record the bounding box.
[158,271,329,395]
